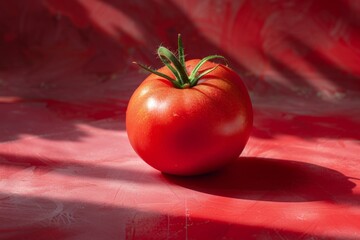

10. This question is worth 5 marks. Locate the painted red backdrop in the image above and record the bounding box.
[0,0,359,239]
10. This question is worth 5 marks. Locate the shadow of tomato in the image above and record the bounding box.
[162,157,356,202]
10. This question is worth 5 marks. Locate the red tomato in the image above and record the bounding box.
[126,36,253,176]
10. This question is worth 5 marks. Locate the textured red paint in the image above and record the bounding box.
[0,0,359,239]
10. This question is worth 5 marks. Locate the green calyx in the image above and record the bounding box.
[134,34,226,89]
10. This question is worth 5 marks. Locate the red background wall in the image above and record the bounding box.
[1,0,359,99]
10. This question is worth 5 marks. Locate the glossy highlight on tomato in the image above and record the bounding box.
[126,35,253,176]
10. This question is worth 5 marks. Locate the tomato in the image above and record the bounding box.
[126,35,253,176]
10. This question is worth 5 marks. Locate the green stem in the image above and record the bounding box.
[133,34,226,89]
[189,55,225,80]
[157,46,190,84]
[191,65,220,86]
[133,62,182,88]
[178,34,185,68]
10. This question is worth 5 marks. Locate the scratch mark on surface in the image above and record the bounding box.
[167,213,170,240]
[164,181,181,200]
[50,210,76,226]
[112,186,122,203]
[185,199,189,240]
[274,228,288,240]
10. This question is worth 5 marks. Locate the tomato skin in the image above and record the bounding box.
[126,59,253,176]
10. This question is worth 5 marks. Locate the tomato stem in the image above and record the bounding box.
[158,46,190,85]
[135,34,226,89]
[133,62,182,88]
[178,34,186,68]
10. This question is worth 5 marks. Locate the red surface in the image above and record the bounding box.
[0,0,359,239]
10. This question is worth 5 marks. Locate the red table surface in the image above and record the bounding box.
[1,0,360,239]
